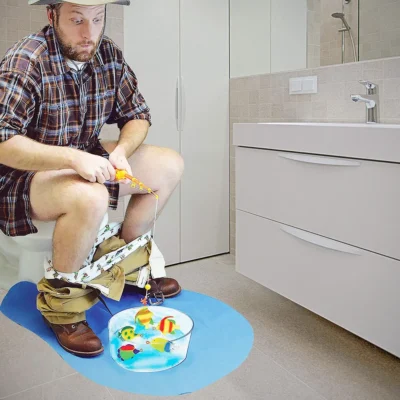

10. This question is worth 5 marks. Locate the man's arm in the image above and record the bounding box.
[0,135,77,171]
[0,135,116,183]
[112,119,150,158]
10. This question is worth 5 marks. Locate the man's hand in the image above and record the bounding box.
[72,152,116,184]
[108,147,133,184]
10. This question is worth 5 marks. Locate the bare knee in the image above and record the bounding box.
[163,149,184,183]
[69,181,109,220]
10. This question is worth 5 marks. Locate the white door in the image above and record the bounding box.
[123,0,181,265]
[180,0,230,261]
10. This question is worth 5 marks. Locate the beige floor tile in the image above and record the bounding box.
[0,312,75,398]
[37,374,111,400]
[107,347,325,400]
[1,386,43,400]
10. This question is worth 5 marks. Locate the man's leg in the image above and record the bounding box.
[31,169,109,357]
[102,141,184,297]
[102,142,184,243]
[31,169,109,273]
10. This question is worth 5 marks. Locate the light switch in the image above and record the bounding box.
[302,76,318,93]
[289,78,302,94]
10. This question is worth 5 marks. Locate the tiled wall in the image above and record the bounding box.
[359,0,400,61]
[0,0,125,220]
[229,56,400,254]
[320,0,359,66]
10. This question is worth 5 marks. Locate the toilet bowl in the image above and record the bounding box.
[0,213,109,290]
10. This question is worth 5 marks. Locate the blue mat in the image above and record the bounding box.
[0,282,253,396]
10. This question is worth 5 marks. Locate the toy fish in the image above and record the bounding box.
[135,307,154,328]
[118,326,140,341]
[157,316,180,335]
[147,337,172,353]
[117,344,141,362]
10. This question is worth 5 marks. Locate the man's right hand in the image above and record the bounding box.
[71,152,116,184]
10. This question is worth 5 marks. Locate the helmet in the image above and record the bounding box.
[29,0,130,5]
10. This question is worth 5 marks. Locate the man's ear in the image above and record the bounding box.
[46,6,54,27]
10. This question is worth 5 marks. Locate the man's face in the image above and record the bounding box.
[47,3,105,62]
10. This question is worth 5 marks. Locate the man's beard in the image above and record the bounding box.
[53,23,103,62]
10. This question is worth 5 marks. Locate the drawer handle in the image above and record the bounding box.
[280,225,362,255]
[278,153,361,167]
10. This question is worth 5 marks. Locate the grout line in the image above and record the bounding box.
[253,344,329,400]
[106,387,115,400]
[0,372,78,400]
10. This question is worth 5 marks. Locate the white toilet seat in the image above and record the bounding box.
[0,213,109,289]
[12,214,109,252]
[12,221,56,252]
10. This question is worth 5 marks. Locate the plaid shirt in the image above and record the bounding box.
[0,25,151,237]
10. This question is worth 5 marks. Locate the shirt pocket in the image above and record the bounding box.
[38,102,70,146]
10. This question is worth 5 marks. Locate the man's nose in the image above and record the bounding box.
[80,21,95,40]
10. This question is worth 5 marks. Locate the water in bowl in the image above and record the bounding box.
[109,306,194,372]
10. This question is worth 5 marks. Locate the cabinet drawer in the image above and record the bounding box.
[236,210,400,358]
[236,147,400,260]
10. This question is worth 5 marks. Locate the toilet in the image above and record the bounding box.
[0,213,109,290]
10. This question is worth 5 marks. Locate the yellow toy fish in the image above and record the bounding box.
[147,337,173,353]
[157,316,180,335]
[135,307,154,329]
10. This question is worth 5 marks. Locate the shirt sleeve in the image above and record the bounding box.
[0,70,39,143]
[107,60,152,130]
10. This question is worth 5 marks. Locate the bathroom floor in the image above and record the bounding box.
[1,254,399,400]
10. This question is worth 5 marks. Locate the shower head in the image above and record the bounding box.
[332,12,351,31]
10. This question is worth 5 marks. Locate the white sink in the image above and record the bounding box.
[233,122,400,163]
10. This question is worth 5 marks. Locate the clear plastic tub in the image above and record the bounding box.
[108,306,194,372]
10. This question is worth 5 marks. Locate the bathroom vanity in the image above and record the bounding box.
[234,122,400,358]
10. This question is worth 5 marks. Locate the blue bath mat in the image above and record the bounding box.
[0,282,253,396]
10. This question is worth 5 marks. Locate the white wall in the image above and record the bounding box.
[271,0,307,72]
[230,0,307,77]
[230,0,271,78]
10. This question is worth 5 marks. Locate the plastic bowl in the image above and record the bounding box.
[108,306,194,372]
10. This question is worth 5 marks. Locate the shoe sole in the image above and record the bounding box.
[43,317,104,358]
[163,285,182,298]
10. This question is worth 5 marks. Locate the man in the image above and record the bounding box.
[0,0,184,357]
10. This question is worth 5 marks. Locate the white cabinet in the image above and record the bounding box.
[237,211,400,358]
[234,122,400,358]
[124,1,229,265]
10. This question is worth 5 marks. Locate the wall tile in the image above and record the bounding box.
[249,90,259,105]
[362,59,385,80]
[383,78,400,100]
[384,57,400,79]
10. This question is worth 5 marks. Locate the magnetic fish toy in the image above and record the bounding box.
[118,326,140,341]
[146,337,173,353]
[135,307,155,329]
[117,344,142,362]
[157,316,180,335]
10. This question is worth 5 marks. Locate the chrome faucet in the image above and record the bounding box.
[351,80,379,123]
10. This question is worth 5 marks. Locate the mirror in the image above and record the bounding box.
[230,0,400,78]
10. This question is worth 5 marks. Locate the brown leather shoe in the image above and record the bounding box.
[127,277,182,298]
[149,277,181,298]
[43,317,104,357]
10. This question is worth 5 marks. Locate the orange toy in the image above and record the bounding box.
[115,169,159,200]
